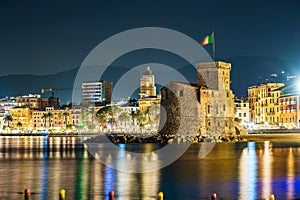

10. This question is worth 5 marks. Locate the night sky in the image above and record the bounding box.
[0,1,299,75]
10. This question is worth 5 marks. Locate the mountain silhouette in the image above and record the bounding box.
[0,56,297,104]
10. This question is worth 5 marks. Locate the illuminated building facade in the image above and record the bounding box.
[234,98,250,127]
[139,66,156,98]
[16,94,60,110]
[31,107,73,130]
[81,81,112,106]
[16,94,41,109]
[248,83,284,124]
[9,107,31,129]
[279,94,300,128]
[138,67,161,112]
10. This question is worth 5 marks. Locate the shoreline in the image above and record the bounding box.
[243,133,300,142]
[1,133,300,143]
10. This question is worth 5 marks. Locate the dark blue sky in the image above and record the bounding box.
[0,0,299,75]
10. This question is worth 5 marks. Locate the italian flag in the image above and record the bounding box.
[201,32,214,46]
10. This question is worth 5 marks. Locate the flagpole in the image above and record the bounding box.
[212,31,216,61]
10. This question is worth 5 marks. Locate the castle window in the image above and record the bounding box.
[179,90,184,97]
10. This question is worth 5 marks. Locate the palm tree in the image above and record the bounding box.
[58,111,63,128]
[86,106,96,132]
[42,113,48,128]
[4,114,13,127]
[130,111,137,125]
[135,110,146,131]
[148,103,160,130]
[80,107,88,128]
[47,112,53,128]
[96,113,107,132]
[17,122,22,130]
[96,105,121,131]
[144,106,151,125]
[118,112,130,131]
[130,111,141,132]
[63,111,69,129]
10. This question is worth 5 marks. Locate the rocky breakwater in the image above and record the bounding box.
[85,133,246,144]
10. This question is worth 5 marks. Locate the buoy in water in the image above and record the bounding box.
[24,188,30,200]
[109,191,114,200]
[211,193,217,200]
[59,189,65,200]
[157,191,164,200]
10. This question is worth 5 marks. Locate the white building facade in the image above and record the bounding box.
[81,81,112,106]
[234,98,250,127]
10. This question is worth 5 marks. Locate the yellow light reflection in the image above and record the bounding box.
[261,141,272,199]
[287,147,294,200]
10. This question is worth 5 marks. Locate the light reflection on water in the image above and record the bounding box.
[0,136,300,199]
[239,142,257,200]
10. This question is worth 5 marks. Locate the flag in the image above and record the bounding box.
[201,32,214,46]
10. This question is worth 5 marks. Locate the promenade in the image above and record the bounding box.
[244,133,300,142]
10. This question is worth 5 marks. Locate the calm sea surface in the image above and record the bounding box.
[0,136,299,200]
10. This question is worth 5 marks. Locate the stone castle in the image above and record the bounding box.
[159,61,247,137]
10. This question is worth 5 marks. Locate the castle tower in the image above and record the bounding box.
[138,67,161,112]
[196,61,235,134]
[139,66,156,99]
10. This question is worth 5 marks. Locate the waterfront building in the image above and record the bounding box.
[279,94,299,128]
[81,81,112,106]
[160,61,237,135]
[139,95,161,112]
[15,94,60,110]
[40,97,60,110]
[138,67,161,112]
[248,83,284,125]
[234,98,250,127]
[0,100,17,116]
[31,107,74,130]
[9,107,31,129]
[120,104,139,114]
[71,108,81,127]
[16,94,41,109]
[277,83,300,128]
[0,115,4,131]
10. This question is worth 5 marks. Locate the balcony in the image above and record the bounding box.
[282,109,296,113]
[288,101,296,105]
